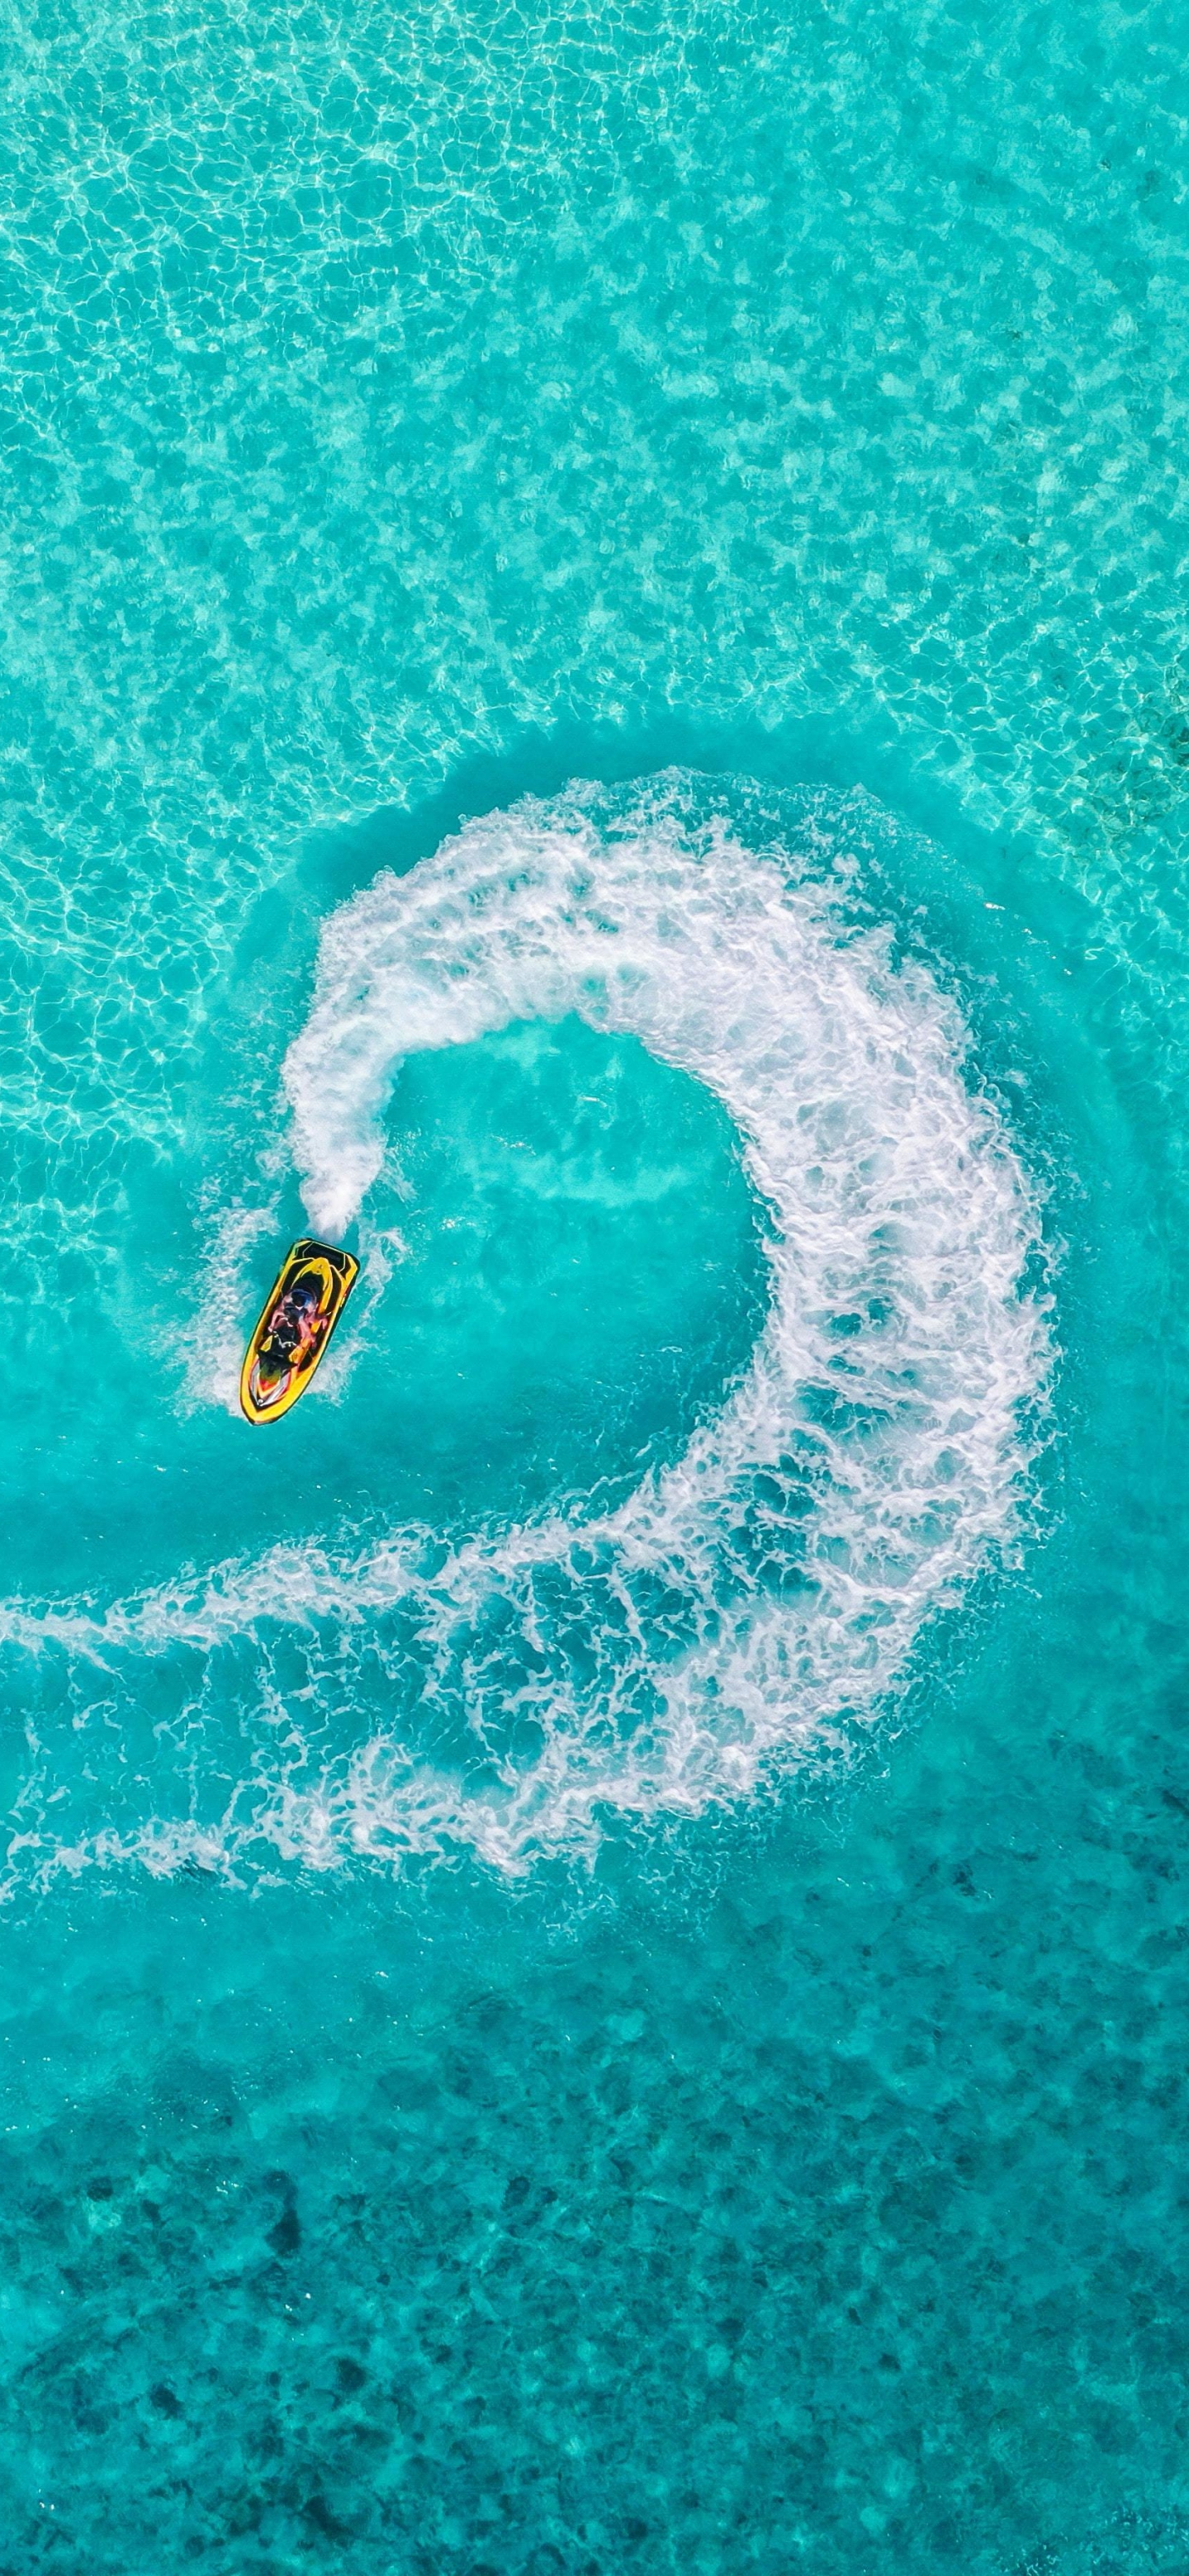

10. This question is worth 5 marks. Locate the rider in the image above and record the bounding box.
[263,1281,324,1367]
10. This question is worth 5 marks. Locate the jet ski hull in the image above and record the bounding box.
[239,1238,359,1426]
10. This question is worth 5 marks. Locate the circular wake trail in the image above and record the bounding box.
[2,780,1050,1883]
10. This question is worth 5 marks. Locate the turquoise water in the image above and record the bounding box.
[3,0,1189,2561]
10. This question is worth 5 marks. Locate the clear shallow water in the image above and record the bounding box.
[3,0,1189,2566]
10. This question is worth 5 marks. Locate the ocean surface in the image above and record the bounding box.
[2,0,1189,2564]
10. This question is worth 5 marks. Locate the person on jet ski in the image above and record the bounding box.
[263,1281,324,1367]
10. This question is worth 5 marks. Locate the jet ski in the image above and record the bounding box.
[239,1238,358,1425]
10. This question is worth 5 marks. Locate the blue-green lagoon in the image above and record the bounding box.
[2,0,1189,2564]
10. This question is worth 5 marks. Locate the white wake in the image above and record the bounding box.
[0,779,1053,1884]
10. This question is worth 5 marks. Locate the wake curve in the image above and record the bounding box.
[2,778,1051,1887]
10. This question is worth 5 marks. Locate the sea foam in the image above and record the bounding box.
[2,779,1051,1884]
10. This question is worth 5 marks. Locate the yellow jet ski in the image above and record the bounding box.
[239,1238,358,1426]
